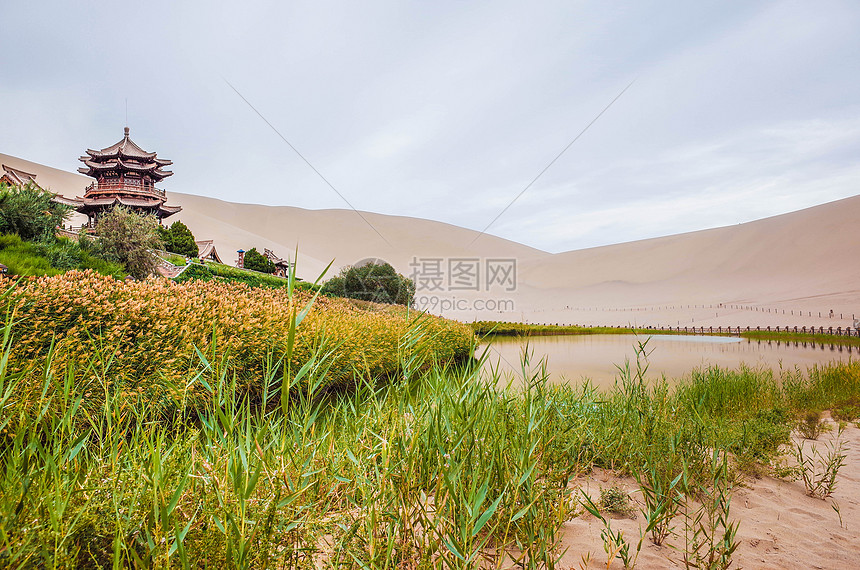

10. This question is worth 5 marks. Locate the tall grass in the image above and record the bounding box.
[0,318,572,568]
[2,270,472,400]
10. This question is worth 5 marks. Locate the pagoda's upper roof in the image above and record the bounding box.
[78,158,173,178]
[79,127,173,181]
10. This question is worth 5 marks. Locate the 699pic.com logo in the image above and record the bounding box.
[341,258,415,306]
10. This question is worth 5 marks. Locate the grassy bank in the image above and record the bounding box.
[0,233,124,278]
[472,321,718,338]
[172,261,319,293]
[473,321,860,347]
[740,330,860,347]
[1,292,859,567]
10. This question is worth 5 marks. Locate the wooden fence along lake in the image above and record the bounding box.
[653,325,859,336]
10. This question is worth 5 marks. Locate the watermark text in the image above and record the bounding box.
[414,295,516,314]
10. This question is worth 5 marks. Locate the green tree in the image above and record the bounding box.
[320,274,346,298]
[0,182,71,242]
[324,261,414,306]
[243,247,275,273]
[94,206,164,279]
[159,221,198,257]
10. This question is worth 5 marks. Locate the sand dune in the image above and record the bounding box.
[2,151,859,328]
[1,153,94,204]
[513,195,860,329]
[521,195,860,303]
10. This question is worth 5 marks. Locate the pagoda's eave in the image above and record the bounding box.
[69,195,182,218]
[86,144,158,161]
[81,158,168,172]
[51,195,83,207]
[77,167,173,183]
[118,159,167,173]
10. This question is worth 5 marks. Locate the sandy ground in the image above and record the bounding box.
[561,417,860,569]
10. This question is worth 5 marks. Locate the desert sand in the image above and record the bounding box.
[564,416,860,569]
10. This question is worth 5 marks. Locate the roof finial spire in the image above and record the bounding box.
[124,126,129,137]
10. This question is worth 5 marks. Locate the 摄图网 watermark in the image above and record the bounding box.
[407,257,518,313]
[408,257,517,292]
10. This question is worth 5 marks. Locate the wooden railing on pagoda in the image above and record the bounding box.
[85,181,166,198]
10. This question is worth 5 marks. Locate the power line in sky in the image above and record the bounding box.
[469,78,636,247]
[222,77,390,246]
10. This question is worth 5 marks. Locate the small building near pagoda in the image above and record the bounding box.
[1,164,42,189]
[55,127,182,227]
[264,248,295,278]
[195,240,223,264]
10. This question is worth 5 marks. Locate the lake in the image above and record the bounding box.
[480,334,856,389]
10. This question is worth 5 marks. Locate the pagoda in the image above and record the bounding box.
[58,127,182,226]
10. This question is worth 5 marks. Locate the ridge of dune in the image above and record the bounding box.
[169,191,549,277]
[523,194,860,291]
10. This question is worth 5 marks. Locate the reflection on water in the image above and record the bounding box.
[480,334,856,390]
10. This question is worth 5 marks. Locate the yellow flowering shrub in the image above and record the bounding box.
[3,271,473,395]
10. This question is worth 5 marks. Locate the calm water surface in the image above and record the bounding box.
[481,334,856,390]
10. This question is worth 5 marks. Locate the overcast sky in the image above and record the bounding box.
[2,0,859,253]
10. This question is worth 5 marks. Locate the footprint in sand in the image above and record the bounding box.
[788,506,827,520]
